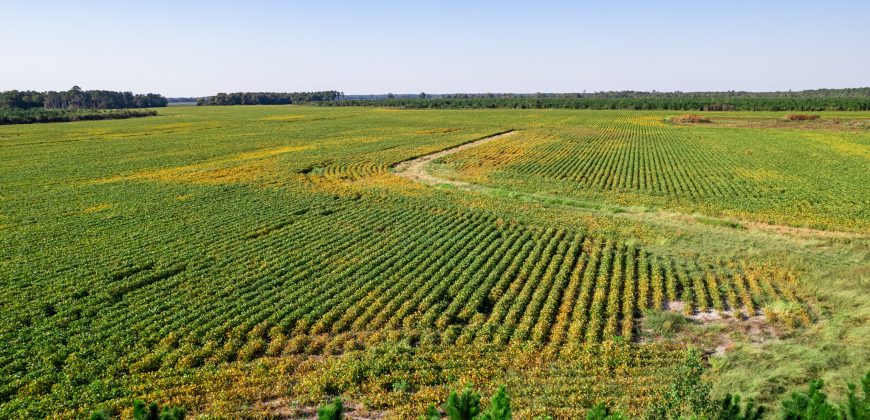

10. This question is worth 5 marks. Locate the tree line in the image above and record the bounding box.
[197,91,343,106]
[345,88,870,100]
[319,96,870,111]
[0,86,167,110]
[0,108,158,125]
[323,88,870,111]
[167,97,199,103]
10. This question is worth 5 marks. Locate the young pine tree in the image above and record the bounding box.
[480,385,512,420]
[445,385,482,420]
[717,394,764,420]
[840,370,869,420]
[780,370,870,420]
[317,397,344,420]
[132,400,185,420]
[780,379,839,419]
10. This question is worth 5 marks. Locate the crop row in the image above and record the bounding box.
[126,211,808,365]
[0,198,812,413]
[449,119,760,199]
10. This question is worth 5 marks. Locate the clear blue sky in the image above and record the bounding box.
[2,0,868,96]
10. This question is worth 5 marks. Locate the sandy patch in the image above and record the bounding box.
[392,130,516,186]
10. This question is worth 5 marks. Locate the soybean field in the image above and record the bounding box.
[0,106,867,418]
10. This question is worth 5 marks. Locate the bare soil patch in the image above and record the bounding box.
[785,114,820,121]
[646,302,782,357]
[392,130,516,186]
[671,114,711,123]
[670,115,870,131]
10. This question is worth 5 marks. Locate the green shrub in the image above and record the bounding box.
[89,410,110,420]
[422,404,441,419]
[646,349,715,419]
[423,384,511,419]
[480,385,512,420]
[780,379,838,419]
[716,394,764,420]
[132,399,185,420]
[446,384,481,420]
[317,397,344,420]
[642,309,691,338]
[780,370,869,419]
[392,379,411,393]
[585,402,626,419]
[841,370,869,419]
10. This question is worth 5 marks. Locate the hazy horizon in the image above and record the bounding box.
[3,0,869,97]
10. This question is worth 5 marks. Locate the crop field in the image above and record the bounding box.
[1,106,868,418]
[435,112,870,232]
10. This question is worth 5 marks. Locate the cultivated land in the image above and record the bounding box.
[0,106,868,418]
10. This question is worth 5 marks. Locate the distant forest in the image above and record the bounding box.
[197,91,343,106]
[0,86,167,110]
[191,88,870,110]
[321,88,870,111]
[0,108,158,125]
[5,87,868,112]
[345,88,870,100]
[167,97,199,103]
[322,97,870,111]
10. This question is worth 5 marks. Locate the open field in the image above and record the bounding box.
[1,106,868,418]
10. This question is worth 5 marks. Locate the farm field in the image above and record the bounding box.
[432,111,870,232]
[0,106,868,418]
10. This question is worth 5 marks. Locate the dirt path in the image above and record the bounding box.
[393,130,516,185]
[391,130,867,241]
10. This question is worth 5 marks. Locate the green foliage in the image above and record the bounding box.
[132,399,185,420]
[392,379,411,393]
[646,349,716,419]
[446,385,482,420]
[1,106,867,418]
[840,370,870,420]
[321,93,870,111]
[0,108,157,124]
[89,410,110,420]
[198,91,341,105]
[645,365,868,420]
[716,394,764,420]
[585,402,626,419]
[427,385,511,420]
[841,370,870,420]
[421,377,869,420]
[780,371,870,419]
[480,385,512,420]
[133,400,158,420]
[158,407,186,420]
[422,404,441,420]
[0,86,166,109]
[642,309,691,338]
[317,397,344,420]
[437,111,869,232]
[780,379,839,419]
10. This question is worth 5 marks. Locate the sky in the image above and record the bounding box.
[2,0,869,97]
